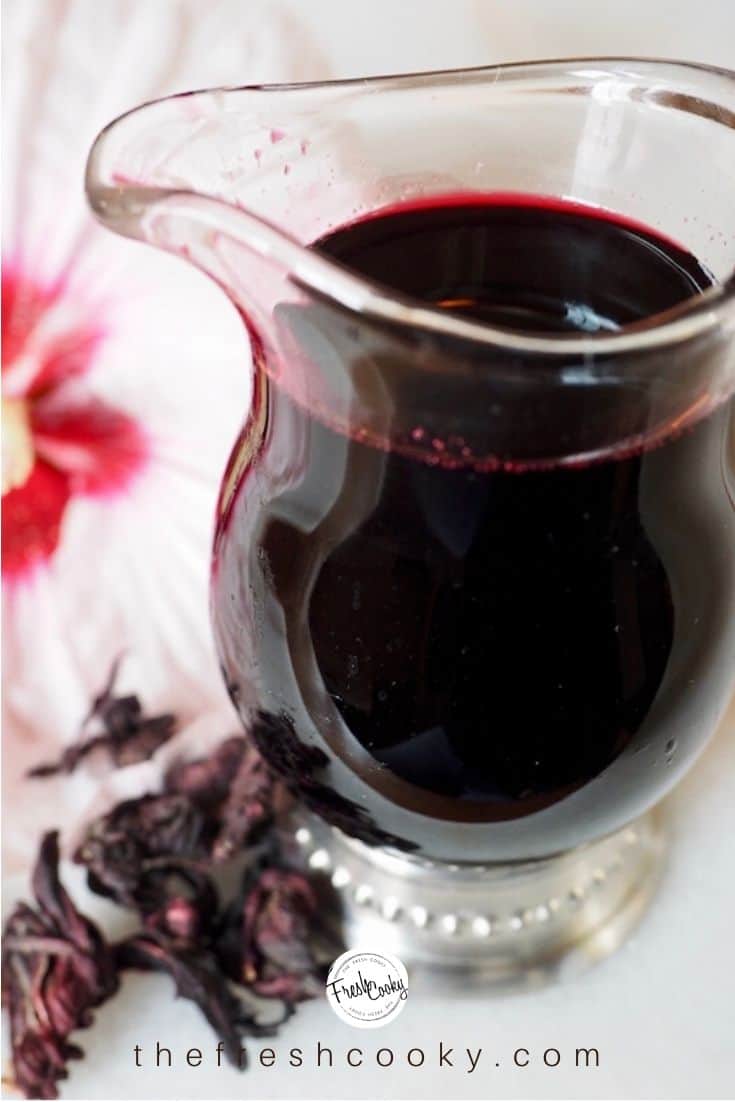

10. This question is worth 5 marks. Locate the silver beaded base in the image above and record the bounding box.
[279,808,666,990]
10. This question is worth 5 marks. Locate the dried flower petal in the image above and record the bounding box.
[144,894,206,944]
[164,736,247,808]
[211,744,275,862]
[139,868,218,943]
[2,832,119,1099]
[73,794,207,907]
[164,734,276,860]
[217,865,323,1005]
[27,659,176,778]
[11,706,331,1095]
[115,933,276,1067]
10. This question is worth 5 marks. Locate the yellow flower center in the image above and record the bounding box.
[2,397,35,495]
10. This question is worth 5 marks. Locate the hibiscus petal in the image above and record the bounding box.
[27,326,105,398]
[1,265,56,369]
[1,461,71,578]
[2,264,103,397]
[31,397,149,496]
[2,0,331,876]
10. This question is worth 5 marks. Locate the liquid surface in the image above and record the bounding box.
[213,195,734,860]
[315,193,712,334]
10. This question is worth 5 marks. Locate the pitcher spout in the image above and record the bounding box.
[86,62,735,471]
[85,104,311,340]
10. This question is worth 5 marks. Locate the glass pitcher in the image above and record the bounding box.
[87,58,735,982]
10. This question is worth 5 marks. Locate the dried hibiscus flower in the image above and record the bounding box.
[163,735,247,808]
[138,866,219,943]
[2,832,119,1099]
[73,735,277,914]
[165,734,277,861]
[27,658,176,778]
[73,793,207,909]
[8,673,331,1097]
[217,865,324,1006]
[115,933,277,1067]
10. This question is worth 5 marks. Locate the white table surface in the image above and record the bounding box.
[4,2,734,1098]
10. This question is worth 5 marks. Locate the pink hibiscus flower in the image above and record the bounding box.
[2,263,148,580]
[2,0,329,872]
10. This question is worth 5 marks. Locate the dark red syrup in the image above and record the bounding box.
[213,194,734,860]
